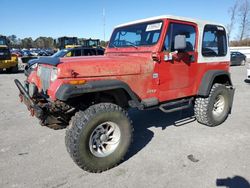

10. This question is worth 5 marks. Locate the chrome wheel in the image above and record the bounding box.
[212,95,225,117]
[89,121,121,158]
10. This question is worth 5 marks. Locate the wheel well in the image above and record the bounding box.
[68,89,131,109]
[212,74,232,86]
[198,71,233,97]
[97,89,131,108]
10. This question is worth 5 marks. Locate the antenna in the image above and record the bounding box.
[103,7,106,41]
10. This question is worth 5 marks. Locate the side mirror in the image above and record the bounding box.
[174,35,186,50]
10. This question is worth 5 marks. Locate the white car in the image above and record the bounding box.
[246,61,250,82]
[247,66,250,80]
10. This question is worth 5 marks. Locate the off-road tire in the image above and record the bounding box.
[65,103,133,173]
[194,84,231,127]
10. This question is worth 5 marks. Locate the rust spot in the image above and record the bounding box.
[19,94,23,103]
[30,108,35,116]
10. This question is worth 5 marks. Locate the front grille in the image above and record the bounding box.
[40,66,51,93]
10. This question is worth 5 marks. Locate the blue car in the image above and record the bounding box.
[24,47,105,76]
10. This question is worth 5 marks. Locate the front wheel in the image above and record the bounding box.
[65,103,133,173]
[194,84,231,127]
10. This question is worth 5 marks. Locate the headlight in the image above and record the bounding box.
[50,67,58,82]
[31,63,38,69]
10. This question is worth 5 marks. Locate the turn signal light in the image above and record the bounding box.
[68,80,86,85]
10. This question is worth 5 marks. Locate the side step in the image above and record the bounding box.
[159,97,194,113]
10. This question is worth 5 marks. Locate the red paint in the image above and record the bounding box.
[27,18,229,103]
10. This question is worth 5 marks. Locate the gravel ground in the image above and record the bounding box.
[0,65,249,188]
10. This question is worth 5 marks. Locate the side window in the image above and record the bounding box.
[164,23,196,52]
[72,49,82,56]
[202,25,227,57]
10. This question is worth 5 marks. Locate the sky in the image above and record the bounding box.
[1,0,237,40]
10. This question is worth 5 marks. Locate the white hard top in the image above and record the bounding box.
[115,15,225,28]
[115,15,230,64]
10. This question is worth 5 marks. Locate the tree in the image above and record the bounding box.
[34,37,54,48]
[34,37,45,48]
[100,40,108,48]
[227,1,239,40]
[21,37,34,49]
[238,0,250,41]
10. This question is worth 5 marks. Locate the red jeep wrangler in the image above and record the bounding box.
[15,15,235,173]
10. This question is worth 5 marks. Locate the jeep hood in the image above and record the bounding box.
[57,55,152,78]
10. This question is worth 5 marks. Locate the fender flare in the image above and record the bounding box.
[55,79,143,109]
[197,70,232,97]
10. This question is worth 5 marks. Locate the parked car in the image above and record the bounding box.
[24,46,105,76]
[29,50,38,56]
[246,61,250,83]
[38,50,51,56]
[11,50,23,57]
[230,51,246,66]
[22,50,33,57]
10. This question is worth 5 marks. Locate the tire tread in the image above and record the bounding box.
[65,103,133,173]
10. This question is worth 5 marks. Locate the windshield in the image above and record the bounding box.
[65,38,77,45]
[0,37,7,45]
[52,49,69,58]
[109,21,163,48]
[89,40,99,47]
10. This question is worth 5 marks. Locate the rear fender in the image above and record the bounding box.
[198,70,233,97]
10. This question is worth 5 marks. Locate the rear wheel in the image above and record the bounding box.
[194,84,231,127]
[65,103,133,173]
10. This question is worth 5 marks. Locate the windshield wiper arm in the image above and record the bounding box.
[110,43,118,48]
[126,41,138,49]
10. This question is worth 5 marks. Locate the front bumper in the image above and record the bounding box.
[14,79,70,129]
[14,79,44,119]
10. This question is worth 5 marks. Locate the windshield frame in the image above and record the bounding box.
[109,20,164,49]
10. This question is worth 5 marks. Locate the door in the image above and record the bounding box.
[157,21,198,101]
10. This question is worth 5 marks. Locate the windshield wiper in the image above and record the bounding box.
[126,41,138,49]
[110,43,118,48]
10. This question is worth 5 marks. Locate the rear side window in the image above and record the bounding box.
[202,25,227,57]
